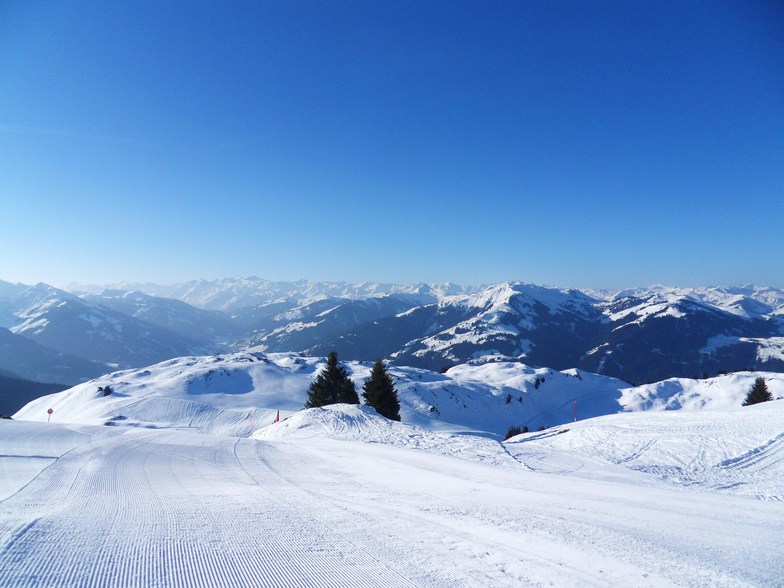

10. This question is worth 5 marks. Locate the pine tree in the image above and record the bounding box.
[305,351,359,408]
[362,358,401,421]
[742,377,773,406]
[504,425,522,440]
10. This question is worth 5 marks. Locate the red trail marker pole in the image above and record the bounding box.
[249,411,253,435]
[47,408,53,423]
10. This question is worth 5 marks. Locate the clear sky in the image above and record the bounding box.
[1,1,782,289]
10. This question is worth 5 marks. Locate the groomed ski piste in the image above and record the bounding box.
[2,353,783,586]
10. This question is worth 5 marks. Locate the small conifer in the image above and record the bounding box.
[742,377,773,406]
[305,351,359,408]
[504,425,522,440]
[361,358,401,421]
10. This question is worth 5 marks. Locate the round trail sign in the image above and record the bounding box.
[47,408,53,415]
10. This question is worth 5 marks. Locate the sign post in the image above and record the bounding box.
[47,408,53,423]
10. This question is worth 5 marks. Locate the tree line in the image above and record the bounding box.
[305,351,401,421]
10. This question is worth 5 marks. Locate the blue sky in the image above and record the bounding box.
[1,1,782,289]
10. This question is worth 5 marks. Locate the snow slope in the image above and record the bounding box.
[255,404,516,467]
[13,352,638,436]
[620,371,784,411]
[13,353,315,436]
[13,351,784,439]
[2,403,783,586]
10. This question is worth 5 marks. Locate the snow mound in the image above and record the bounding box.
[255,404,400,441]
[255,404,516,466]
[507,399,784,500]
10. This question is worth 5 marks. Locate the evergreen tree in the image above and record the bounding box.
[504,425,522,440]
[305,351,359,408]
[362,358,401,421]
[742,377,773,406]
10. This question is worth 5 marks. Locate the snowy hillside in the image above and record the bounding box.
[0,325,108,384]
[597,284,784,319]
[7,350,784,586]
[14,352,632,436]
[82,289,239,344]
[254,404,516,467]
[14,351,784,440]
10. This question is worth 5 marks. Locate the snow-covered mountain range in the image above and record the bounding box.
[3,277,783,386]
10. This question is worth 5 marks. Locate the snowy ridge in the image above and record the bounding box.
[72,277,480,312]
[14,353,634,436]
[600,284,784,320]
[0,282,210,374]
[72,278,784,321]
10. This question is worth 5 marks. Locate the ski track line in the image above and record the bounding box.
[0,438,109,562]
[0,432,157,587]
[718,431,784,471]
[615,438,657,465]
